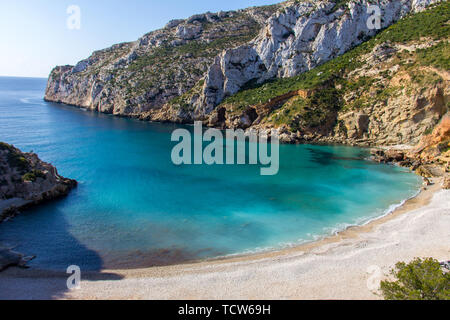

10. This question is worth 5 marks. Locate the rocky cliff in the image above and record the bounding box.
[0,142,77,222]
[190,0,443,116]
[210,0,449,147]
[45,0,448,147]
[45,4,279,115]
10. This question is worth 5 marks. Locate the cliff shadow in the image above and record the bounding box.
[0,197,124,300]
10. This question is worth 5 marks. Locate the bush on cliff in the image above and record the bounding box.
[380,258,450,300]
[220,1,450,114]
[1,142,30,173]
[22,170,46,182]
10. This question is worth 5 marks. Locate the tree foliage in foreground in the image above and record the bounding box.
[380,258,450,300]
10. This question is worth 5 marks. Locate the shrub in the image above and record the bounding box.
[7,153,29,173]
[22,170,46,182]
[416,41,450,70]
[0,142,15,152]
[380,258,450,300]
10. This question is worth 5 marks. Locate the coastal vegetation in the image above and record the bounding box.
[0,142,30,173]
[0,142,77,221]
[3,0,450,300]
[22,170,46,182]
[381,258,450,300]
[122,7,277,97]
[220,1,450,127]
[45,0,448,148]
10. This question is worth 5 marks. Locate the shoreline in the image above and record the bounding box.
[109,177,442,275]
[1,165,423,272]
[201,180,423,265]
[1,177,448,300]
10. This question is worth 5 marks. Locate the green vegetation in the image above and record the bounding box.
[424,126,434,135]
[380,258,450,300]
[409,68,444,87]
[169,80,205,111]
[271,87,342,131]
[8,155,29,173]
[1,144,45,177]
[0,142,15,153]
[129,33,259,73]
[329,0,352,13]
[83,42,134,77]
[22,170,46,182]
[220,1,450,128]
[1,143,30,173]
[376,2,450,43]
[271,96,307,127]
[438,140,450,153]
[416,41,450,70]
[123,11,263,97]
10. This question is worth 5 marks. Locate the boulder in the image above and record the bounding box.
[176,25,203,40]
[443,174,450,189]
[384,149,405,162]
[416,165,444,178]
[423,177,432,187]
[0,247,35,271]
[370,149,405,163]
[165,19,184,29]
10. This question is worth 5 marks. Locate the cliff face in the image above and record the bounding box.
[209,1,449,147]
[0,143,77,222]
[45,0,447,147]
[315,41,449,146]
[45,4,279,115]
[192,0,441,115]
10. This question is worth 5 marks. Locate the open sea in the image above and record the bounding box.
[0,76,421,271]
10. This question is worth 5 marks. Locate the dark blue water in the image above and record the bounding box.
[0,77,421,271]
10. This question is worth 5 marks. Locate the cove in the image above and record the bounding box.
[0,77,422,271]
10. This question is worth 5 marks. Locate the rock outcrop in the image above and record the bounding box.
[193,0,442,116]
[371,114,449,179]
[444,174,450,189]
[329,48,449,146]
[0,246,35,271]
[45,4,279,117]
[46,0,441,121]
[45,0,447,149]
[0,142,77,222]
[211,1,449,147]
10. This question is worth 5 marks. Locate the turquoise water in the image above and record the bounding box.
[0,76,421,271]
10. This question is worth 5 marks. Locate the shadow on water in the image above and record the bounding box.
[0,196,124,300]
[306,146,368,166]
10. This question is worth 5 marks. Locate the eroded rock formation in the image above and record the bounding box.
[0,142,77,222]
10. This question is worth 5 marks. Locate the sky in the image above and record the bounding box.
[0,0,276,78]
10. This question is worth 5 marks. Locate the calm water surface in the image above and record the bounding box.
[0,77,421,271]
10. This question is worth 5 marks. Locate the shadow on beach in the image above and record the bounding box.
[0,198,124,300]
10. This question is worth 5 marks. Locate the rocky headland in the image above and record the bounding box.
[45,0,447,145]
[371,114,449,185]
[44,0,449,180]
[0,142,77,270]
[0,142,77,222]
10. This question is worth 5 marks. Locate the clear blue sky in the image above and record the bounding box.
[0,0,276,78]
